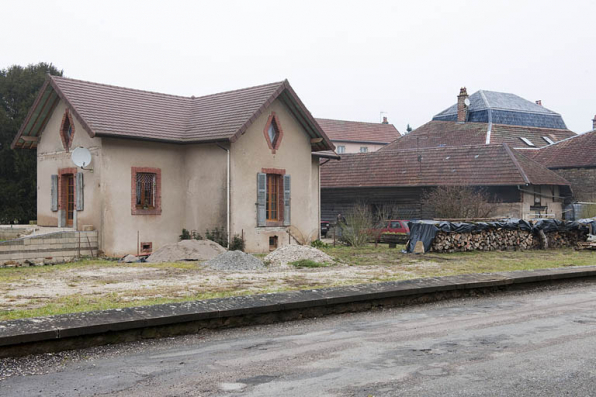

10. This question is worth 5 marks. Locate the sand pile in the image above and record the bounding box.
[204,251,265,271]
[146,240,226,263]
[264,245,334,267]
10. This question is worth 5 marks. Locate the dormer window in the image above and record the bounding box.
[263,112,284,154]
[519,137,535,147]
[542,136,555,145]
[59,109,75,151]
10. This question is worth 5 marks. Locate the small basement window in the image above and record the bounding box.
[269,236,278,251]
[519,137,535,147]
[542,136,555,145]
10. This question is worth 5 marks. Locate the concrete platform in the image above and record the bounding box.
[1,265,596,357]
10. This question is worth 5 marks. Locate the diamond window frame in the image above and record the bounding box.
[263,112,284,154]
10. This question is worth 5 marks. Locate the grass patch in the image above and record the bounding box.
[290,259,330,268]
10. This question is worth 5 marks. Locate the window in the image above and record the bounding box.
[263,112,284,153]
[131,167,162,215]
[542,136,555,145]
[59,109,75,151]
[519,137,535,147]
[257,170,290,227]
[266,174,281,221]
[360,146,368,153]
[337,145,346,154]
[136,173,156,209]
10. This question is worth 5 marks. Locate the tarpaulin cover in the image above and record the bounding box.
[406,218,596,254]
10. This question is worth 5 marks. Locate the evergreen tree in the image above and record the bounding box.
[0,63,63,223]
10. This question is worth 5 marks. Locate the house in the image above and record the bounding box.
[12,75,335,255]
[529,123,596,202]
[321,144,572,221]
[315,117,400,154]
[384,88,576,151]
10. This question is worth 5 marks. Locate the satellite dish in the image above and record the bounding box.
[464,98,471,107]
[71,147,92,168]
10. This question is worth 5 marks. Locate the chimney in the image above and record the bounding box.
[457,87,469,122]
[382,116,388,124]
[536,100,542,106]
[593,115,596,130]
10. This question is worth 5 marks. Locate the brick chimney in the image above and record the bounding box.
[382,116,388,124]
[457,87,469,122]
[593,115,596,130]
[535,100,542,106]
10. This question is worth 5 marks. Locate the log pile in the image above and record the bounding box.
[430,229,588,253]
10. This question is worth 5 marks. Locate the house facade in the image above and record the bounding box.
[13,76,334,255]
[316,117,400,154]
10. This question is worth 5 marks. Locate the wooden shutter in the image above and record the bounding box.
[76,172,84,211]
[257,172,267,226]
[283,174,291,226]
[51,175,58,212]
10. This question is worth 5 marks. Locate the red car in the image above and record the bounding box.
[373,220,410,243]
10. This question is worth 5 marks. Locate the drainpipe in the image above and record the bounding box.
[217,143,231,248]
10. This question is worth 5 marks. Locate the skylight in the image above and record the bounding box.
[519,137,535,147]
[542,136,555,145]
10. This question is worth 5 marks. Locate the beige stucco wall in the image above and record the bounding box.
[183,143,227,234]
[36,100,103,235]
[100,138,187,256]
[333,141,386,154]
[230,99,320,253]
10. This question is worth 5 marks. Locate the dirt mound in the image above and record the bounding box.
[264,245,334,267]
[147,240,226,263]
[204,251,265,271]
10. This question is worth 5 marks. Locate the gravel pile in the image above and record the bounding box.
[204,250,265,271]
[147,240,226,263]
[264,245,335,268]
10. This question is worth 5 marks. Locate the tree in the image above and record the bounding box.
[421,186,500,220]
[0,63,63,223]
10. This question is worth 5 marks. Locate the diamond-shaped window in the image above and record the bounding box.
[263,112,283,153]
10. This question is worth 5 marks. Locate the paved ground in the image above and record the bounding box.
[2,280,596,396]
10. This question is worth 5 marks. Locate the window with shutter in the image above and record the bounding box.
[76,172,84,211]
[283,175,291,226]
[257,172,267,226]
[51,175,58,212]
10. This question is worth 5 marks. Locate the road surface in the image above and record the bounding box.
[2,280,596,396]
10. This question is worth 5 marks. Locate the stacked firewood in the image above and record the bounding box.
[430,229,588,253]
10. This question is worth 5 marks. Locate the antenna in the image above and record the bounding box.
[71,147,93,171]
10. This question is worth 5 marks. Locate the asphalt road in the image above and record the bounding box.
[2,281,596,396]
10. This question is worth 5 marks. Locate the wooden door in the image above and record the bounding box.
[63,174,75,227]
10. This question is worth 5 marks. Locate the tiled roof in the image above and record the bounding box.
[382,121,576,151]
[433,90,567,129]
[528,130,596,168]
[13,76,334,152]
[321,144,570,188]
[315,118,401,144]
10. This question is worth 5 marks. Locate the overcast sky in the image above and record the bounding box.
[3,0,595,133]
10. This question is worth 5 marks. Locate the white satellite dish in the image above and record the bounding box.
[464,98,471,107]
[71,147,92,169]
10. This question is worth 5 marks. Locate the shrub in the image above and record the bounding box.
[340,203,374,247]
[229,234,245,251]
[179,229,192,240]
[310,239,329,249]
[205,227,227,247]
[421,186,500,219]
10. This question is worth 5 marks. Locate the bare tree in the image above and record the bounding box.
[340,203,374,247]
[421,186,500,220]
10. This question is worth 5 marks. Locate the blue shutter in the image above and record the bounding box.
[76,172,84,211]
[51,175,58,212]
[283,174,291,226]
[257,173,267,226]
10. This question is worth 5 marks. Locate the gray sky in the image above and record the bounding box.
[3,0,595,133]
